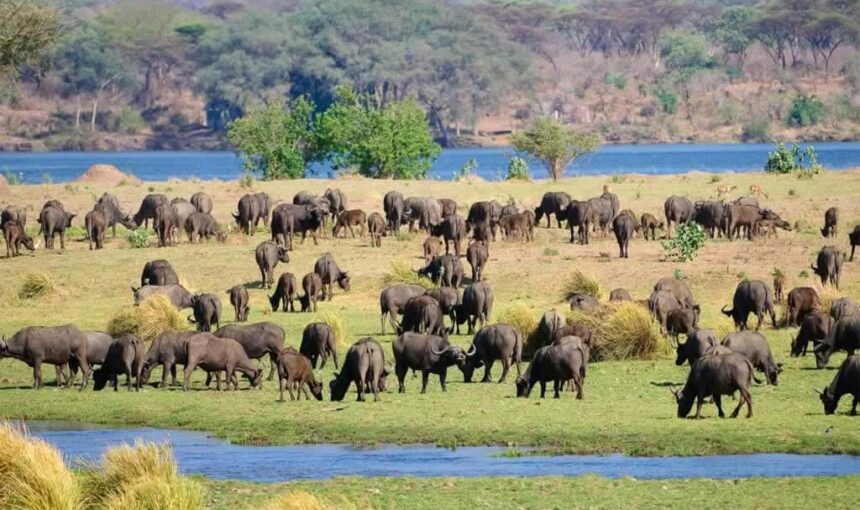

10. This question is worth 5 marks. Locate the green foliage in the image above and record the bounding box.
[453,158,478,181]
[713,6,755,64]
[4,168,21,185]
[603,72,627,90]
[654,86,678,114]
[843,54,860,90]
[382,261,434,289]
[764,142,822,176]
[707,175,721,184]
[238,171,255,189]
[505,156,531,181]
[114,108,145,134]
[314,88,441,179]
[0,0,61,78]
[787,94,825,127]
[741,118,770,142]
[661,222,706,262]
[660,30,712,72]
[125,229,150,248]
[672,268,686,280]
[227,96,316,180]
[542,247,559,257]
[510,118,599,181]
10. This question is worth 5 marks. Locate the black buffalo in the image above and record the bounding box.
[460,324,523,383]
[255,240,290,289]
[214,322,285,381]
[329,337,388,402]
[812,246,843,289]
[817,355,860,415]
[673,352,753,418]
[313,253,350,300]
[393,332,466,393]
[455,281,494,335]
[0,325,90,389]
[300,322,339,369]
[535,191,571,228]
[815,316,860,369]
[189,293,222,332]
[722,331,781,385]
[379,284,427,335]
[515,342,586,399]
[675,329,719,366]
[721,280,777,331]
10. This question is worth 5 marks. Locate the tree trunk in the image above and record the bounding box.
[74,96,81,129]
[551,159,563,181]
[90,95,99,133]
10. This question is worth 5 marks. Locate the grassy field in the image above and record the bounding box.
[201,475,860,509]
[1,171,859,456]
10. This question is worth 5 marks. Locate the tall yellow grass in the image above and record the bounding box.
[567,302,667,360]
[496,304,540,354]
[107,294,189,342]
[562,270,602,301]
[381,261,434,288]
[317,311,347,349]
[18,272,59,300]
[0,422,80,510]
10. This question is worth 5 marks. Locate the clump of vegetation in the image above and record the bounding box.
[18,272,58,300]
[381,261,434,289]
[107,294,189,342]
[603,71,627,90]
[741,118,770,142]
[453,158,478,181]
[672,268,686,280]
[786,94,824,127]
[261,491,366,510]
[542,247,559,257]
[239,171,255,188]
[496,304,539,354]
[707,175,721,184]
[509,117,599,181]
[505,156,531,181]
[764,142,822,177]
[81,442,203,510]
[814,286,842,315]
[0,422,80,510]
[661,222,706,262]
[4,169,22,185]
[125,229,149,248]
[568,302,666,361]
[562,270,602,300]
[317,311,347,349]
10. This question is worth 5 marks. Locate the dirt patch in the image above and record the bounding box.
[75,164,141,186]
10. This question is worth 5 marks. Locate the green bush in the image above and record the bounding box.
[603,72,627,90]
[661,222,706,262]
[786,94,824,127]
[505,156,530,181]
[654,86,678,114]
[125,229,150,248]
[764,142,822,177]
[114,108,146,134]
[741,119,770,142]
[453,158,478,181]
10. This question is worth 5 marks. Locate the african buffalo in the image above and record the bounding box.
[667,308,700,339]
[269,272,297,312]
[850,226,860,261]
[817,355,860,415]
[516,342,586,399]
[1,206,26,228]
[419,254,464,288]
[132,194,168,229]
[141,259,179,287]
[664,196,695,239]
[815,316,860,369]
[499,213,533,242]
[673,352,753,418]
[333,209,366,238]
[190,192,213,214]
[185,212,225,243]
[649,289,682,333]
[255,240,290,289]
[38,205,75,250]
[466,200,502,241]
[189,293,222,332]
[466,241,489,282]
[2,220,35,257]
[722,331,781,385]
[0,325,90,389]
[393,332,466,393]
[822,207,838,238]
[426,287,460,331]
[271,203,325,248]
[460,324,523,383]
[95,193,135,238]
[380,284,427,335]
[277,349,323,401]
[654,276,697,309]
[367,212,386,247]
[92,334,144,392]
[792,311,834,357]
[132,284,194,309]
[535,191,571,228]
[786,287,819,327]
[721,280,777,331]
[299,272,323,312]
[399,295,447,337]
[324,188,347,215]
[431,213,467,255]
[140,331,196,387]
[613,212,636,258]
[214,322,285,381]
[693,200,726,238]
[538,310,567,345]
[234,193,268,235]
[183,333,262,391]
[565,200,592,244]
[227,285,249,322]
[153,202,175,247]
[675,329,720,366]
[383,191,405,233]
[455,281,494,335]
[609,288,632,302]
[301,322,338,369]
[314,253,350,301]
[640,213,663,241]
[330,337,388,402]
[553,324,593,346]
[812,246,843,289]
[570,293,599,312]
[831,297,860,321]
[85,209,108,250]
[773,273,785,303]
[586,196,613,236]
[404,196,442,232]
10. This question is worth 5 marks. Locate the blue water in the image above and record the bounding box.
[22,422,860,482]
[2,143,859,183]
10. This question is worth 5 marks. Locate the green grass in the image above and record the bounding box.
[203,475,860,510]
[0,172,859,457]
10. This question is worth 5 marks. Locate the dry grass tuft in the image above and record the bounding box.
[814,284,842,314]
[381,261,434,289]
[107,294,189,342]
[317,311,347,349]
[81,441,203,510]
[18,272,58,300]
[495,304,539,353]
[260,491,369,510]
[0,422,80,510]
[562,270,602,301]
[567,302,667,361]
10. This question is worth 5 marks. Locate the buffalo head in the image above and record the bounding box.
[337,272,351,291]
[515,376,531,397]
[816,387,838,415]
[277,247,290,263]
[672,388,694,418]
[308,380,324,401]
[0,337,8,356]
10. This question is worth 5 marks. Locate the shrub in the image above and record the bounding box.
[707,175,721,184]
[603,72,627,90]
[453,158,478,181]
[661,222,706,262]
[741,119,769,142]
[239,171,255,188]
[4,169,22,185]
[496,304,539,354]
[107,294,189,342]
[505,156,531,181]
[814,285,842,316]
[317,311,347,349]
[81,442,203,510]
[18,272,58,300]
[261,491,366,510]
[542,247,559,256]
[381,261,434,289]
[125,229,150,248]
[0,422,80,510]
[654,86,678,114]
[786,94,824,127]
[567,302,666,361]
[562,270,602,301]
[764,142,822,176]
[114,108,146,135]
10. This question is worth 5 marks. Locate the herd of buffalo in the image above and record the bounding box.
[1,185,859,418]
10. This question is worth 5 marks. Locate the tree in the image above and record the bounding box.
[314,87,441,179]
[510,118,600,181]
[804,9,857,82]
[713,5,756,70]
[227,96,316,180]
[0,0,60,79]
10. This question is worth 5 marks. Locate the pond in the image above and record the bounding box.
[23,421,860,482]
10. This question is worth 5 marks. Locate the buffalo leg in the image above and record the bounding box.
[539,380,547,398]
[482,358,494,383]
[850,398,858,416]
[356,377,366,402]
[497,359,509,383]
[553,379,561,398]
[278,376,286,402]
[33,360,43,389]
[694,395,704,419]
[267,353,277,381]
[288,378,298,400]
[182,364,196,391]
[714,394,725,418]
[573,373,584,400]
[420,371,430,394]
[396,365,408,393]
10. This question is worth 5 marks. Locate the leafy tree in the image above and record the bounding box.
[662,222,706,262]
[787,94,824,127]
[660,30,712,72]
[314,87,441,179]
[227,96,316,180]
[804,9,857,82]
[0,0,60,79]
[764,142,822,176]
[509,118,600,181]
[713,5,756,70]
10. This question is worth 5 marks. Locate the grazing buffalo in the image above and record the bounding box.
[0,325,90,389]
[423,236,443,264]
[822,207,838,238]
[132,284,194,309]
[183,333,262,391]
[269,272,298,312]
[271,203,325,248]
[399,295,447,337]
[654,276,697,309]
[467,200,503,241]
[817,355,860,415]
[601,189,620,218]
[214,322,285,381]
[792,311,834,357]
[831,297,860,321]
[516,342,586,399]
[426,287,460,330]
[773,273,785,303]
[439,198,457,217]
[190,192,213,214]
[586,196,613,236]
[649,290,682,333]
[431,213,467,255]
[383,191,405,233]
[535,192,571,228]
[92,334,144,392]
[153,203,175,247]
[140,331,196,387]
[455,282,494,335]
[500,213,534,242]
[38,205,75,250]
[404,196,442,232]
[293,192,331,224]
[812,246,843,289]
[367,212,386,247]
[277,349,324,401]
[664,196,695,239]
[609,288,632,302]
[333,209,366,238]
[85,209,108,250]
[301,322,338,369]
[141,259,179,287]
[722,331,781,385]
[170,198,197,241]
[185,212,225,243]
[849,226,860,261]
[726,205,783,241]
[815,316,860,369]
[255,241,290,289]
[721,280,777,331]
[234,193,268,235]
[380,284,427,335]
[314,253,350,300]
[538,310,567,345]
[330,338,388,402]
[570,293,599,312]
[300,272,323,312]
[640,213,663,241]
[393,332,466,393]
[227,285,249,322]
[1,206,26,228]
[2,220,35,257]
[190,293,222,332]
[613,212,636,258]
[324,188,347,215]
[460,324,523,383]
[60,331,112,385]
[132,194,168,229]
[786,287,819,327]
[553,324,593,346]
[420,254,464,288]
[673,352,753,418]
[693,201,726,238]
[566,200,592,244]
[466,241,489,282]
[675,329,720,366]
[667,308,699,340]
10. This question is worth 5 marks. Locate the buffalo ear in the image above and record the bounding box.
[814,388,824,395]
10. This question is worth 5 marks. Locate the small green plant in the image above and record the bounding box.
[788,188,797,197]
[505,156,531,181]
[113,108,146,134]
[799,269,810,278]
[603,71,627,90]
[661,222,706,262]
[772,267,783,278]
[654,86,678,114]
[453,158,478,181]
[63,183,78,193]
[708,175,721,183]
[125,229,149,249]
[4,169,21,185]
[672,268,686,280]
[736,271,749,281]
[764,142,822,176]
[786,94,824,127]
[611,174,626,184]
[147,185,156,192]
[543,247,559,257]
[382,261,434,288]
[239,171,255,188]
[41,173,53,185]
